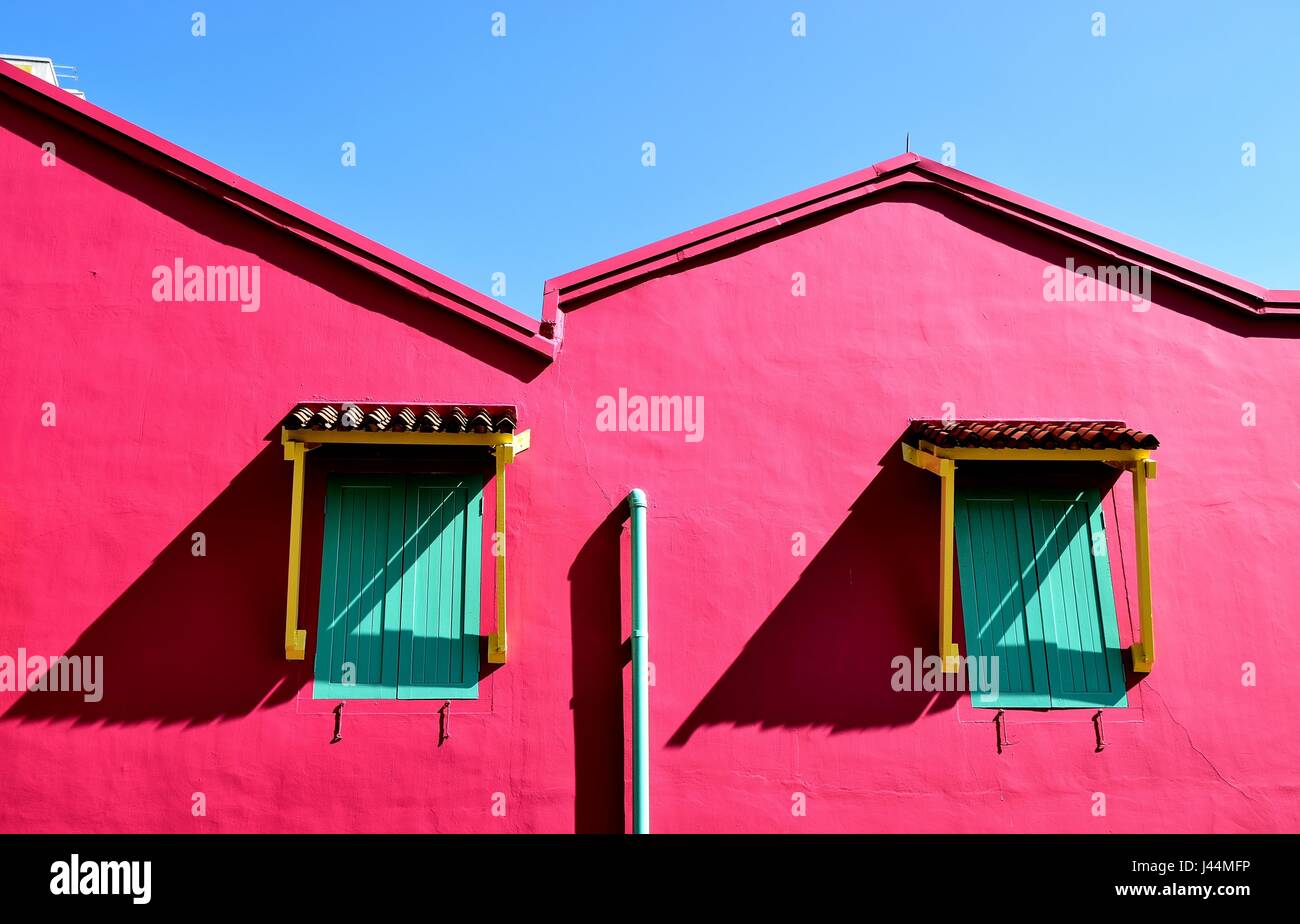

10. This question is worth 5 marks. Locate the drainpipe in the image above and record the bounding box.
[627,489,650,835]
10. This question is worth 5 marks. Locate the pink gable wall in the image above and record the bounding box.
[0,93,555,833]
[1,91,1297,833]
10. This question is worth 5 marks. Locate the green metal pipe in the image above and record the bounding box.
[627,488,650,834]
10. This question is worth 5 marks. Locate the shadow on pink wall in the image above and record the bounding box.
[559,468,956,832]
[0,94,554,728]
[0,96,552,385]
[667,447,962,748]
[2,442,309,727]
[665,448,1150,752]
[567,504,633,833]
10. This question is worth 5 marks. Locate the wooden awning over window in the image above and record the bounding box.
[285,402,518,436]
[902,419,1157,675]
[278,403,531,664]
[907,419,1158,453]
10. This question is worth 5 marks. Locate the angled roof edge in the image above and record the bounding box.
[0,61,555,360]
[542,152,1300,323]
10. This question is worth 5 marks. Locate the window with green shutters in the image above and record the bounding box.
[954,487,1128,709]
[312,474,483,700]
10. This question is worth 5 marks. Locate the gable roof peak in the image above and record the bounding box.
[0,59,555,359]
[544,151,1300,324]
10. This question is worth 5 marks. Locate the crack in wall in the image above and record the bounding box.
[1144,682,1259,805]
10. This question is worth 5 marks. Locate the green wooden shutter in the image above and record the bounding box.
[1027,489,1128,708]
[312,476,405,699]
[396,476,483,699]
[955,490,1053,707]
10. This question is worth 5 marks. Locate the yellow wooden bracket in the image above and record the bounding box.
[902,441,948,476]
[279,426,532,663]
[488,448,509,663]
[283,439,311,660]
[1130,458,1156,672]
[902,444,961,673]
[488,429,530,663]
[938,459,961,673]
[922,440,1152,465]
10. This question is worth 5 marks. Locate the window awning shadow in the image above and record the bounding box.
[2,442,308,728]
[669,442,963,747]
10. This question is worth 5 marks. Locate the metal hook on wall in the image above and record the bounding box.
[331,702,344,744]
[438,700,451,747]
[1092,710,1107,752]
[994,709,1014,754]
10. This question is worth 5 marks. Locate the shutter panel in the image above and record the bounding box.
[312,476,405,698]
[396,476,483,699]
[955,490,1052,707]
[1027,490,1128,708]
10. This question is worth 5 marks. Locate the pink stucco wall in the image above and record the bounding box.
[1,88,1297,833]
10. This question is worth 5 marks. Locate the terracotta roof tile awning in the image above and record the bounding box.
[908,419,1158,451]
[283,403,517,434]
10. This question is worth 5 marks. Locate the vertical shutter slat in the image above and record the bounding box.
[311,474,485,700]
[312,477,404,699]
[312,479,345,692]
[1028,490,1127,708]
[398,477,482,699]
[954,491,1052,707]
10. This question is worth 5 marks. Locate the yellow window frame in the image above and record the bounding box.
[279,427,531,664]
[902,440,1156,674]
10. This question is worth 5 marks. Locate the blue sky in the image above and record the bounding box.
[4,1,1297,315]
